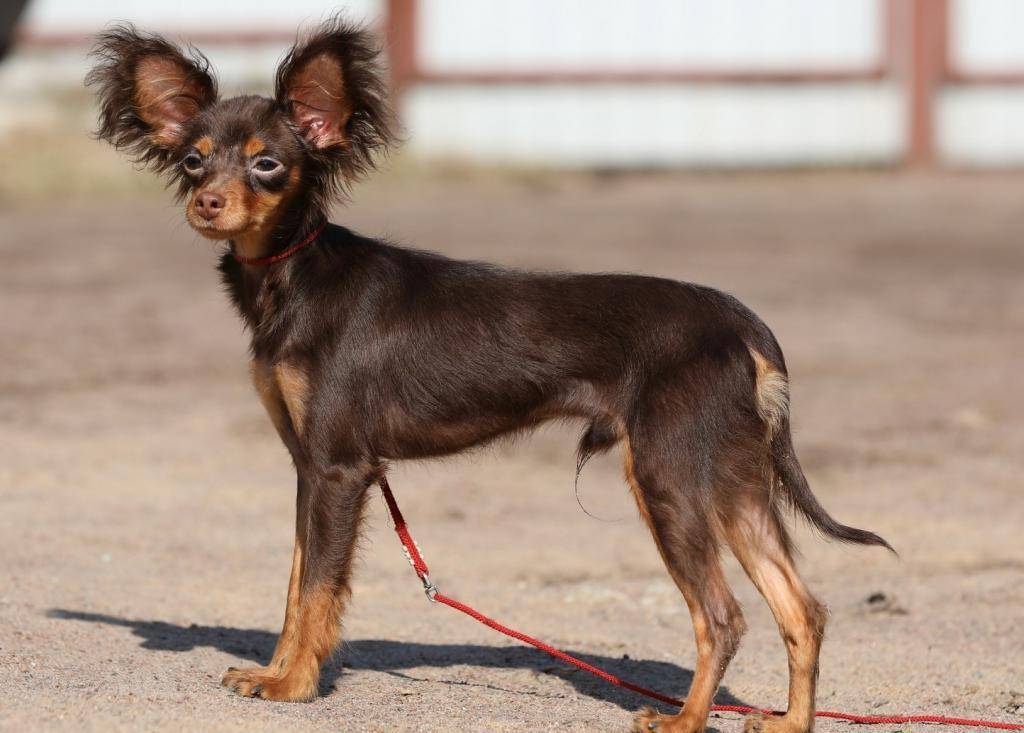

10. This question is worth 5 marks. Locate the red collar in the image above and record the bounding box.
[231,219,327,266]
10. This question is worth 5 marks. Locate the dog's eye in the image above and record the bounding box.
[182,154,203,172]
[253,158,282,174]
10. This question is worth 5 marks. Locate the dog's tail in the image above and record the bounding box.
[748,345,895,553]
[771,424,894,552]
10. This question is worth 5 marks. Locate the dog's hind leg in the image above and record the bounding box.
[626,432,747,733]
[724,494,827,733]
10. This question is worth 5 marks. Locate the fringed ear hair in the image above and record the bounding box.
[275,15,397,193]
[86,24,217,172]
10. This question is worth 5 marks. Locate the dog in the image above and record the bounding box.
[87,17,892,733]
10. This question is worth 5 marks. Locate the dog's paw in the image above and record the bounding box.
[221,665,318,702]
[631,707,704,733]
[743,715,766,733]
[221,666,273,698]
[743,714,809,733]
[632,707,663,731]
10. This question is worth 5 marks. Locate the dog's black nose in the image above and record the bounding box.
[195,191,224,220]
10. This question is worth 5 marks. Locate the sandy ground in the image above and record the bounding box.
[1,172,1023,732]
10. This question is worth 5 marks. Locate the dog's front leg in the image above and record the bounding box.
[222,476,308,693]
[224,464,372,701]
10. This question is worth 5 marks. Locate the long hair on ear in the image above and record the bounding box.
[274,14,398,201]
[86,24,217,174]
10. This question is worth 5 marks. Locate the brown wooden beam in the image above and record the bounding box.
[385,0,417,101]
[906,0,948,168]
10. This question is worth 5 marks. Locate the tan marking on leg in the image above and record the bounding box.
[633,568,744,733]
[728,504,825,733]
[748,346,789,441]
[256,584,344,702]
[251,359,291,438]
[221,581,343,702]
[253,359,309,441]
[269,536,304,669]
[244,136,265,157]
[623,438,655,532]
[221,534,305,690]
[193,135,214,156]
[275,363,310,438]
[626,442,745,733]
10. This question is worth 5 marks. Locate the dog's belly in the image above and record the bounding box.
[371,380,607,461]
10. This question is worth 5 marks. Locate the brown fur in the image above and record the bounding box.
[133,55,209,146]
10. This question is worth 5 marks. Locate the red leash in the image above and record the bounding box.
[378,477,1023,730]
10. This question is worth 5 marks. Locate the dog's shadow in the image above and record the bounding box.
[48,607,749,718]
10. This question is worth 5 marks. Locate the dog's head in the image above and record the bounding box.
[86,17,395,242]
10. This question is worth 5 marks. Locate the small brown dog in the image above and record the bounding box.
[88,17,891,733]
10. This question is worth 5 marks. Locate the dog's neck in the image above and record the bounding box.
[229,204,323,262]
[231,228,275,262]
[220,205,327,340]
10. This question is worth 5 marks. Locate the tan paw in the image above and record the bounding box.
[743,713,809,733]
[221,666,274,698]
[631,707,704,733]
[249,670,318,702]
[221,663,319,702]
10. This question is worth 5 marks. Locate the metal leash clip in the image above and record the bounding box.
[420,573,438,602]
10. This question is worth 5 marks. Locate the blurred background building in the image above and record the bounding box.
[3,0,1024,169]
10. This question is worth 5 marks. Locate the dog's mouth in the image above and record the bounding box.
[188,218,250,240]
[185,202,252,240]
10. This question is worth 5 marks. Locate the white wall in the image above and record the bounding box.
[940,88,1024,167]
[406,82,902,168]
[949,0,1024,73]
[419,0,881,73]
[408,0,898,168]
[941,0,1024,166]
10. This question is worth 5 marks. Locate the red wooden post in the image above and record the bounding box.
[906,0,948,168]
[385,0,417,111]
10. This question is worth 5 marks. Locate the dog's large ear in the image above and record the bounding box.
[86,24,217,171]
[275,16,396,187]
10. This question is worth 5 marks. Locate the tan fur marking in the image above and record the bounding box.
[186,177,251,241]
[222,535,304,688]
[749,347,789,441]
[269,537,304,669]
[222,584,338,701]
[727,507,826,733]
[229,167,303,260]
[275,363,310,437]
[626,438,747,733]
[251,360,291,439]
[244,136,265,157]
[194,135,213,156]
[623,438,655,533]
[242,584,345,702]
